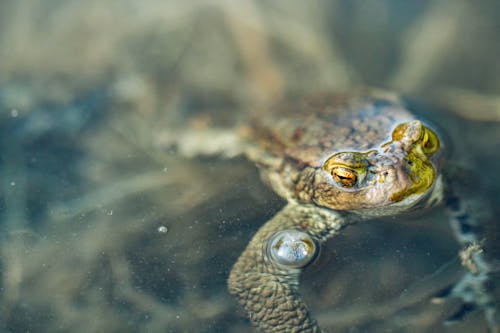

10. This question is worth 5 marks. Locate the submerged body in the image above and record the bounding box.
[225,90,498,332]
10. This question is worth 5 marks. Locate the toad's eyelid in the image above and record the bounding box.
[420,127,440,154]
[422,131,429,144]
[323,152,371,170]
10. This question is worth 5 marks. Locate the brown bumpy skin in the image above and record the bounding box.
[228,204,351,332]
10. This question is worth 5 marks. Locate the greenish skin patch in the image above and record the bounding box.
[389,122,440,201]
[393,150,435,202]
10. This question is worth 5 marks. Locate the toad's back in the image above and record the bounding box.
[245,92,416,168]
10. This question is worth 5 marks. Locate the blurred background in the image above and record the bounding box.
[0,1,499,332]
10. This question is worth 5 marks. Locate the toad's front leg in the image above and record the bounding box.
[228,204,352,333]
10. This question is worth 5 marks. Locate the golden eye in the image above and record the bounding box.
[331,167,357,188]
[421,127,439,155]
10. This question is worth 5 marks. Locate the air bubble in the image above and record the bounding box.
[267,229,318,268]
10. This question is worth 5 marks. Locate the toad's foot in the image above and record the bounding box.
[441,171,500,332]
[228,204,351,333]
[155,127,244,158]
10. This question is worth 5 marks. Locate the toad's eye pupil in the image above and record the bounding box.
[332,167,357,187]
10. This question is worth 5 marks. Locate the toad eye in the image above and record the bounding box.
[421,127,439,155]
[331,166,357,187]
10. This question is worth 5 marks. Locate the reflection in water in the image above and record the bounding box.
[0,1,499,332]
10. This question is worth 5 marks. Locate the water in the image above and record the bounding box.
[0,1,499,332]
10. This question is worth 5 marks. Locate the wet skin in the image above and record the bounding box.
[226,91,498,332]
